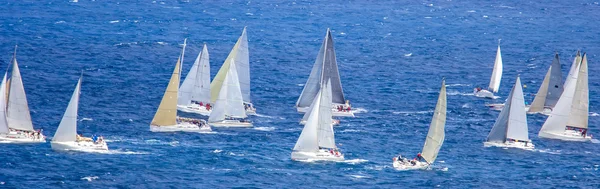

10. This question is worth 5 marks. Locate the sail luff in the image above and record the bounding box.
[567,53,588,129]
[488,45,503,93]
[540,58,581,135]
[421,79,446,164]
[151,58,181,127]
[528,67,551,113]
[506,76,530,141]
[0,73,9,133]
[317,79,336,149]
[53,77,81,142]
[6,57,34,131]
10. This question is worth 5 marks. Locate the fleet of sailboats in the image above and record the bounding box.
[475,41,503,99]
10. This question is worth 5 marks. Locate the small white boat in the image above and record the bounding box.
[539,53,592,142]
[292,79,344,162]
[296,29,355,117]
[177,43,213,116]
[393,78,446,170]
[51,76,108,152]
[0,47,45,143]
[528,52,565,115]
[211,27,256,115]
[208,57,252,128]
[484,76,535,150]
[150,40,212,132]
[474,41,502,99]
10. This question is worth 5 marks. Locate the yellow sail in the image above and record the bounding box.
[210,38,240,103]
[151,58,181,126]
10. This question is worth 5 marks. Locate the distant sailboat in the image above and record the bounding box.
[296,28,354,117]
[474,41,502,99]
[0,46,45,143]
[177,44,213,116]
[211,27,256,115]
[393,78,446,170]
[291,79,344,161]
[484,76,534,149]
[51,75,108,152]
[208,59,252,127]
[150,40,212,132]
[539,53,592,142]
[527,53,563,115]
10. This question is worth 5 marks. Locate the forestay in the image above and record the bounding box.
[6,57,35,131]
[178,44,211,105]
[53,77,82,142]
[421,79,447,164]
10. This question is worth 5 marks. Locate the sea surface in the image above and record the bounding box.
[0,0,599,188]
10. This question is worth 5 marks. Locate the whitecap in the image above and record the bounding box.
[81,118,93,121]
[352,108,368,114]
[591,139,600,144]
[340,129,363,133]
[342,159,369,165]
[157,42,166,45]
[254,127,275,131]
[348,174,368,179]
[424,16,432,19]
[109,20,120,23]
[393,110,433,115]
[483,15,489,18]
[467,10,476,13]
[212,149,223,153]
[404,53,412,57]
[81,176,98,182]
[536,148,561,154]
[445,83,470,87]
[590,112,599,116]
[246,13,254,16]
[55,21,66,24]
[297,83,305,86]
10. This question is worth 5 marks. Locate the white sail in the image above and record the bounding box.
[488,44,503,93]
[564,51,581,87]
[296,34,325,108]
[178,44,211,105]
[567,53,588,129]
[53,77,82,142]
[505,76,529,141]
[208,60,247,123]
[420,79,446,164]
[540,58,581,135]
[317,80,336,149]
[0,73,9,133]
[293,90,322,152]
[6,57,34,131]
[528,67,551,112]
[211,27,251,104]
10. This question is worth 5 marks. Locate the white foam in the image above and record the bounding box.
[446,91,474,96]
[157,42,166,45]
[81,176,98,182]
[467,10,476,13]
[536,148,561,154]
[461,103,470,108]
[348,174,368,179]
[352,108,368,114]
[297,83,305,86]
[55,21,66,24]
[404,53,412,57]
[590,112,599,117]
[81,118,93,121]
[342,159,369,165]
[109,20,120,23]
[254,113,275,118]
[393,110,433,115]
[591,139,600,144]
[254,127,275,131]
[340,129,363,133]
[212,149,223,153]
[445,83,471,87]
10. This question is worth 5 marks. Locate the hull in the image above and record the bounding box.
[177,104,212,116]
[392,160,429,170]
[291,149,344,162]
[539,130,592,142]
[484,141,535,150]
[209,120,253,128]
[245,102,257,115]
[474,89,495,99]
[150,122,212,132]
[0,132,46,143]
[51,141,108,152]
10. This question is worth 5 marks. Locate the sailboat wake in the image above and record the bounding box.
[341,159,369,164]
[352,108,368,114]
[253,127,276,131]
[534,148,562,154]
[590,139,600,143]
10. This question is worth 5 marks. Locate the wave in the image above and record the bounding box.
[340,129,363,133]
[341,159,369,165]
[590,112,599,117]
[254,127,275,131]
[445,83,471,87]
[348,174,369,179]
[352,108,368,114]
[55,21,66,24]
[535,148,561,154]
[81,176,99,182]
[212,149,223,153]
[393,110,433,115]
[81,117,93,121]
[591,139,600,144]
[404,53,412,57]
[109,20,120,23]
[446,91,474,96]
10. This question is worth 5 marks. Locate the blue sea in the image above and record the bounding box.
[1,0,599,188]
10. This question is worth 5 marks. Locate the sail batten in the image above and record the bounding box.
[421,79,446,164]
[53,77,81,142]
[6,58,34,131]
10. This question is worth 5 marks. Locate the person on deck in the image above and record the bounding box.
[416,153,423,161]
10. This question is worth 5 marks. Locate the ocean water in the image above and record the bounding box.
[0,0,599,188]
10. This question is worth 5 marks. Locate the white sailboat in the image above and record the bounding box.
[150,41,212,132]
[527,53,563,115]
[177,44,213,116]
[393,78,446,170]
[484,76,534,150]
[211,27,256,115]
[296,28,354,117]
[0,47,45,143]
[51,76,108,152]
[539,53,592,142]
[474,41,502,99]
[208,59,252,127]
[292,79,344,161]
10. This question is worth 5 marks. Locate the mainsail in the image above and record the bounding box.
[488,44,503,93]
[487,76,529,142]
[53,77,82,142]
[296,29,346,108]
[151,55,182,127]
[420,79,447,164]
[178,44,211,105]
[211,27,251,103]
[208,60,247,123]
[529,53,563,112]
[0,73,9,133]
[6,55,34,131]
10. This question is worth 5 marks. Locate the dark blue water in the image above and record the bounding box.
[1,0,599,188]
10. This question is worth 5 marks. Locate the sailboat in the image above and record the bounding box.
[177,44,213,116]
[527,52,563,115]
[291,79,344,161]
[211,27,255,115]
[296,28,354,117]
[0,46,45,143]
[208,59,252,127]
[51,76,108,152]
[393,78,446,170]
[484,76,534,150]
[474,41,502,99]
[150,40,212,132]
[538,53,592,142]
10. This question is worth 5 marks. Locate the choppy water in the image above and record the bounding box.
[1,0,599,188]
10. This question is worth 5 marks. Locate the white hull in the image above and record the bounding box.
[0,132,46,143]
[291,149,344,162]
[209,120,253,128]
[392,160,429,170]
[484,141,535,150]
[474,89,495,99]
[526,107,552,116]
[539,130,593,142]
[177,104,212,116]
[150,122,212,132]
[51,141,108,152]
[245,102,257,115]
[297,107,355,117]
